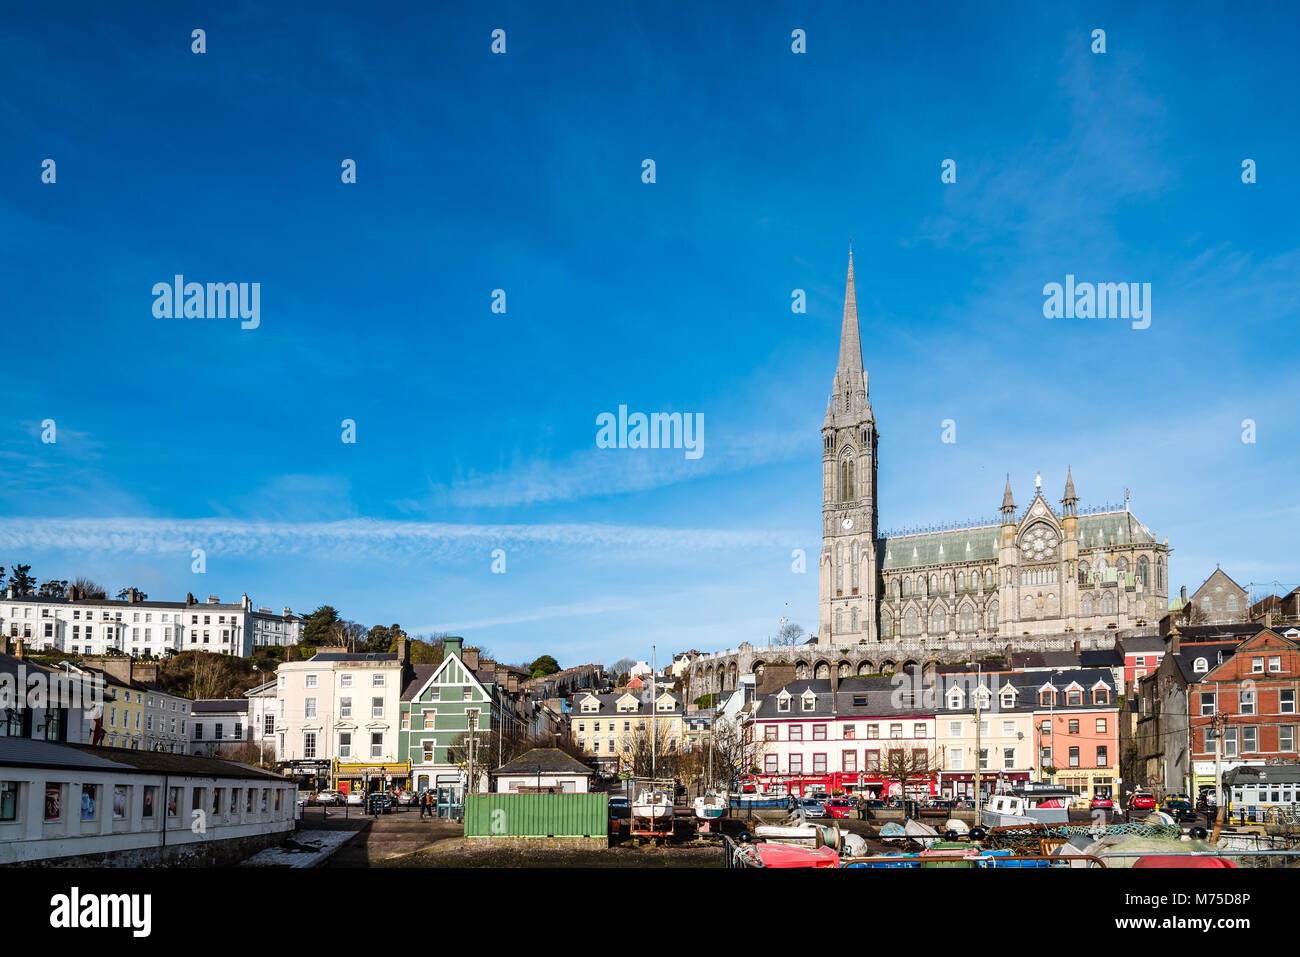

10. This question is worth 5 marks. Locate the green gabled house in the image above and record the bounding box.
[398,637,497,814]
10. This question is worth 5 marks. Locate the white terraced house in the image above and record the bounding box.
[0,586,296,658]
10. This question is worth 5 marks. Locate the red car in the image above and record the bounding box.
[1089,796,1114,811]
[1128,793,1157,811]
[822,799,856,819]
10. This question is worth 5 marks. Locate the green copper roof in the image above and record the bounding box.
[877,510,1157,572]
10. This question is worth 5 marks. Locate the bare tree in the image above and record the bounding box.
[73,577,108,600]
[874,746,943,802]
[624,721,681,778]
[708,716,769,789]
[774,621,806,646]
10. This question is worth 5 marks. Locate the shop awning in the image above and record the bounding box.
[334,762,411,777]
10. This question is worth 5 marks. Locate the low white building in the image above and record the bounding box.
[0,738,296,866]
[491,748,593,793]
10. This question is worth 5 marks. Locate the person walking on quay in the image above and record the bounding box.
[857,793,867,821]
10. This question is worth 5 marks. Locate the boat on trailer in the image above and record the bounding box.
[632,789,673,819]
[694,793,727,819]
[980,785,1074,829]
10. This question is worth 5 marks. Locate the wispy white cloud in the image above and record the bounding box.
[436,429,808,508]
[0,517,789,561]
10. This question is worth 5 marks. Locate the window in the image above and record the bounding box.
[1067,690,1082,706]
[305,674,317,688]
[194,724,204,741]
[1240,690,1255,716]
[913,723,926,738]
[1223,728,1238,758]
[214,722,224,740]
[1000,689,1015,709]
[842,750,857,773]
[1068,720,1079,734]
[789,754,803,775]
[843,724,855,740]
[371,697,384,718]
[764,754,778,774]
[338,732,352,758]
[929,606,945,634]
[1068,747,1080,768]
[305,698,317,719]
[813,754,827,774]
[0,781,18,822]
[1253,658,1265,674]
[373,673,385,687]
[866,750,880,771]
[801,696,815,712]
[890,723,903,739]
[1281,690,1296,714]
[1002,720,1015,736]
[1192,657,1209,674]
[303,732,317,759]
[1096,718,1107,734]
[948,721,961,736]
[1096,746,1108,766]
[1281,726,1295,752]
[949,748,963,770]
[370,732,383,758]
[978,749,989,770]
[813,724,826,740]
[789,725,803,742]
[1003,748,1015,769]
[1201,692,1217,716]
[1241,726,1258,753]
[777,697,790,713]
[867,724,879,739]
[1092,687,1109,705]
[1269,656,1282,673]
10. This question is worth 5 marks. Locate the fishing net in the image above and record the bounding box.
[988,821,1180,850]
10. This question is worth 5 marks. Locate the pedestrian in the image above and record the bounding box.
[857,793,866,821]
[421,791,429,819]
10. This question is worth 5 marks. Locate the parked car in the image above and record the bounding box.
[608,796,631,820]
[394,791,417,807]
[860,798,888,810]
[1162,797,1198,822]
[367,792,393,814]
[1128,792,1158,811]
[793,797,827,819]
[346,790,366,806]
[296,791,312,809]
[315,790,344,806]
[1089,795,1114,811]
[822,799,856,819]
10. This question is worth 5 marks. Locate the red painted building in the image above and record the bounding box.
[1189,629,1300,768]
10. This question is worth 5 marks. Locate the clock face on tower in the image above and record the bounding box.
[842,517,853,530]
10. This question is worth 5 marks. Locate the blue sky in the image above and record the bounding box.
[2,2,1297,668]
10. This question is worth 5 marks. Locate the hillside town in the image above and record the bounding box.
[2,570,1298,868]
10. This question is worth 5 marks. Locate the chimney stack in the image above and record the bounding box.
[128,588,138,603]
[186,593,196,606]
[462,647,480,670]
[397,636,410,666]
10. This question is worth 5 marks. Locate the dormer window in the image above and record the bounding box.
[1193,657,1209,674]
[777,697,790,713]
[976,688,991,709]
[1039,689,1056,707]
[802,695,816,712]
[1092,687,1109,705]
[1067,689,1082,707]
[1000,689,1016,708]
[947,688,964,710]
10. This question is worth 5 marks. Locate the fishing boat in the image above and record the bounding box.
[904,819,939,841]
[730,790,795,811]
[632,789,673,819]
[693,793,727,820]
[980,786,1074,829]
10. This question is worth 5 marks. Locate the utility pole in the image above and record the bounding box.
[651,645,657,782]
[973,661,983,818]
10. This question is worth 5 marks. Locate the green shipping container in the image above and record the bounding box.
[464,793,608,838]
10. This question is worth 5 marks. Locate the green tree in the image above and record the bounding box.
[528,654,561,678]
[115,586,148,600]
[8,564,36,596]
[301,605,341,645]
[38,579,69,599]
[368,623,409,654]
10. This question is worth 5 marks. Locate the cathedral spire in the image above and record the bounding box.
[1062,465,1078,518]
[1001,474,1016,523]
[836,247,864,376]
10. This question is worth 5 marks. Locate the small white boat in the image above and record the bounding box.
[904,819,939,841]
[693,793,727,820]
[880,821,908,842]
[632,790,673,819]
[754,822,839,849]
[944,817,969,836]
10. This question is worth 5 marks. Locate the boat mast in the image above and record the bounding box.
[651,644,656,782]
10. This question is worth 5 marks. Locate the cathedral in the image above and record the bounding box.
[818,251,1170,646]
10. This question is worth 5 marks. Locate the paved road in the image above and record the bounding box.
[318,806,463,867]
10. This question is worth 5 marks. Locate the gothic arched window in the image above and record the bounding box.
[840,456,855,502]
[1081,595,1094,616]
[929,606,946,634]
[1138,556,1149,588]
[930,574,939,594]
[904,609,919,635]
[1079,560,1090,584]
[956,571,964,590]
[851,542,860,589]
[882,616,893,638]
[959,605,975,631]
[1157,560,1165,590]
[902,577,911,597]
[1118,557,1129,575]
[850,609,858,632]
[835,544,843,591]
[892,579,900,599]
[986,600,999,628]
[944,573,952,591]
[1101,593,1115,615]
[985,568,993,587]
